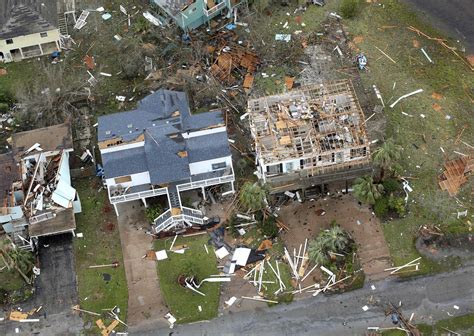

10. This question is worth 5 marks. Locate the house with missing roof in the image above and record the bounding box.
[152,0,247,31]
[0,123,81,251]
[98,89,235,234]
[0,0,76,63]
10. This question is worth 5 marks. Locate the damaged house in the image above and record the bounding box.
[0,123,81,250]
[0,0,76,62]
[247,80,372,194]
[98,89,235,234]
[152,0,247,31]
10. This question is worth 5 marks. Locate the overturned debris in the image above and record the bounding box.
[438,155,473,196]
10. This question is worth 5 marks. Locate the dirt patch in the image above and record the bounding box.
[102,221,115,232]
[353,36,364,44]
[416,234,474,261]
[279,195,392,281]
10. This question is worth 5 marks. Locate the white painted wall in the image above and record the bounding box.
[106,171,150,188]
[182,126,226,139]
[100,141,144,154]
[189,156,232,175]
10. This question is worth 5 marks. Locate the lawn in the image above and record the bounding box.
[342,1,474,275]
[73,177,128,334]
[154,234,220,324]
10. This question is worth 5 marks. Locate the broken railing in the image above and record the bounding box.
[108,185,167,204]
[154,207,204,234]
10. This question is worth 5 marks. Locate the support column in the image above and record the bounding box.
[142,198,147,207]
[38,44,44,55]
[113,203,119,217]
[230,181,235,193]
[202,186,207,201]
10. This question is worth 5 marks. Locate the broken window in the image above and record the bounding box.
[266,163,283,174]
[212,162,226,170]
[6,39,13,44]
[350,147,367,159]
[114,175,132,184]
[40,32,48,38]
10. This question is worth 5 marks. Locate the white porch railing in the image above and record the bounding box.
[203,1,226,16]
[177,174,234,192]
[154,207,204,234]
[109,186,167,204]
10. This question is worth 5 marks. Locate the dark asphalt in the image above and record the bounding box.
[402,0,474,53]
[132,264,474,335]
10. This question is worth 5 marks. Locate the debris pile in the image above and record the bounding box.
[438,155,473,196]
[208,31,260,92]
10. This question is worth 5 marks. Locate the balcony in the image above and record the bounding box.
[177,167,235,192]
[109,184,167,204]
[203,1,226,17]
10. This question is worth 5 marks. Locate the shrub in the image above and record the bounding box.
[340,0,360,19]
[258,215,278,238]
[145,204,163,223]
[388,196,406,217]
[374,197,389,218]
[382,178,401,194]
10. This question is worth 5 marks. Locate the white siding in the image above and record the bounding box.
[182,126,226,139]
[106,171,150,188]
[189,156,232,175]
[100,141,145,154]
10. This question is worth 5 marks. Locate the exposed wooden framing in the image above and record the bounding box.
[248,80,371,190]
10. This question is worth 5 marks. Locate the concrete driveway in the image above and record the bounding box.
[115,201,168,329]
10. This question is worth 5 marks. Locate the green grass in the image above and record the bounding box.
[0,59,41,94]
[0,269,24,292]
[417,313,474,335]
[343,1,474,276]
[260,259,293,303]
[154,234,220,324]
[73,178,128,334]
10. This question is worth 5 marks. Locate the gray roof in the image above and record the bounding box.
[99,89,231,184]
[101,147,148,179]
[145,125,190,185]
[186,132,231,163]
[183,111,224,132]
[98,89,189,142]
[0,4,57,40]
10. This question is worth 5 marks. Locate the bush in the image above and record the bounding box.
[382,178,401,194]
[340,0,360,19]
[258,215,279,238]
[145,204,163,223]
[388,196,406,217]
[374,197,389,218]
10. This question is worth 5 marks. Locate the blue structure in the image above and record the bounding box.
[152,0,247,31]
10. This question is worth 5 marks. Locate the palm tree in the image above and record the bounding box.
[353,175,384,205]
[239,182,268,211]
[323,226,348,252]
[372,138,402,181]
[1,247,34,284]
[308,239,329,265]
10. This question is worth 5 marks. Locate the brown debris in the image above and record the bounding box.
[438,155,473,196]
[243,74,254,93]
[284,76,295,90]
[431,92,443,100]
[412,39,420,48]
[432,103,442,112]
[353,36,364,44]
[83,55,96,70]
[0,68,7,76]
[257,239,273,251]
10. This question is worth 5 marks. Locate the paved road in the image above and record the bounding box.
[132,265,474,335]
[402,0,474,53]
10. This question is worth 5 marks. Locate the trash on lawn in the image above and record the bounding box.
[72,305,101,316]
[439,155,473,196]
[241,296,278,304]
[155,250,168,261]
[96,319,119,336]
[356,53,367,70]
[215,246,230,259]
[384,257,421,274]
[390,89,423,108]
[421,48,433,63]
[362,305,369,311]
[88,261,119,269]
[232,247,251,266]
[275,34,291,42]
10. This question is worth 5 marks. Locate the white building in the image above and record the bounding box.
[98,89,235,233]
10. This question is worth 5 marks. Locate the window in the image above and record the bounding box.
[6,39,13,45]
[40,32,48,38]
[212,162,226,170]
[114,176,132,184]
[285,162,295,172]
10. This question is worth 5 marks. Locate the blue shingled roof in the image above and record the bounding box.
[99,90,232,185]
[186,132,231,163]
[101,146,148,179]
